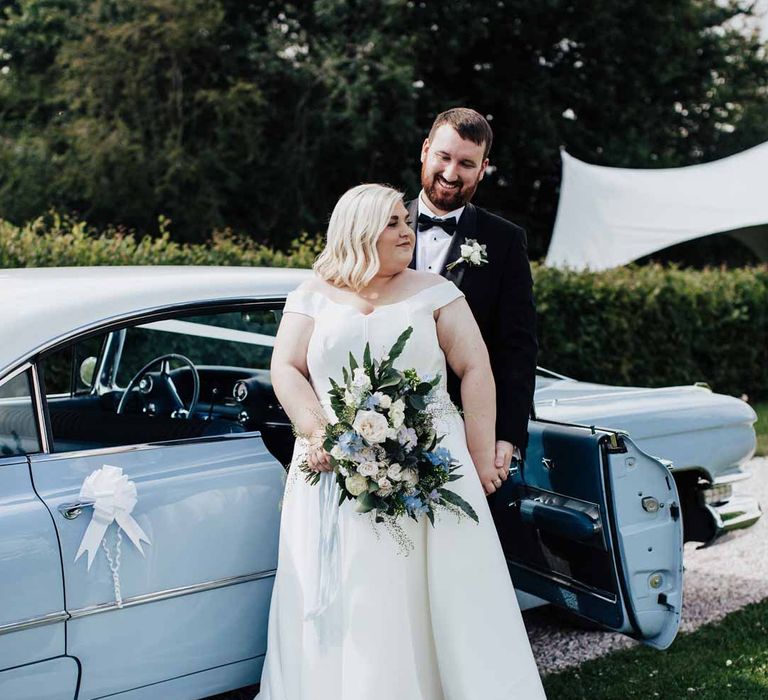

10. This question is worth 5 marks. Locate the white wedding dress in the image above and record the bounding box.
[257,279,546,700]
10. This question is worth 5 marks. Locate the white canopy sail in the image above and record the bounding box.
[545,144,768,271]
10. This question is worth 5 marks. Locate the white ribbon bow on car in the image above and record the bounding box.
[74,465,151,570]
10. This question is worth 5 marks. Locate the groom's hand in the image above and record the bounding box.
[495,440,517,473]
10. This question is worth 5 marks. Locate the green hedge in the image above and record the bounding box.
[534,264,768,400]
[3,215,767,399]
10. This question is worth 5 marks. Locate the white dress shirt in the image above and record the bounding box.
[416,192,465,273]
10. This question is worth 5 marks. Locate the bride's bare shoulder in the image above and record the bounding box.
[402,269,449,292]
[296,275,334,294]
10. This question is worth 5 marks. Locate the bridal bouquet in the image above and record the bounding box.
[300,327,478,529]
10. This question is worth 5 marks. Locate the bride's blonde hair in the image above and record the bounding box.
[314,183,404,291]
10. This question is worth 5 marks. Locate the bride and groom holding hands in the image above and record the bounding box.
[258,108,546,699]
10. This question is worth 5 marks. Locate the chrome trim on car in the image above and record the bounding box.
[700,495,763,548]
[31,429,265,462]
[0,361,32,386]
[68,570,277,620]
[30,361,51,454]
[0,610,69,636]
[509,560,619,605]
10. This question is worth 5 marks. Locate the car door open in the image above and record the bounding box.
[491,419,683,650]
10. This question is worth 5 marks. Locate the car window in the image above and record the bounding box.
[115,308,280,386]
[0,369,42,457]
[41,335,105,396]
[43,304,284,454]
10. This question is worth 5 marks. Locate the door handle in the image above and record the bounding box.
[58,500,95,520]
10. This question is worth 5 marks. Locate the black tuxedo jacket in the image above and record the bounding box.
[407,199,538,454]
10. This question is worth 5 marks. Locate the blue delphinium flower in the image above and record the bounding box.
[426,447,452,472]
[403,495,429,516]
[363,394,380,410]
[337,430,364,456]
[427,489,440,503]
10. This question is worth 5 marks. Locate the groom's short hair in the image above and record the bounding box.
[428,108,493,159]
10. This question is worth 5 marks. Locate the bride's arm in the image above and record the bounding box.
[271,312,331,471]
[436,299,504,495]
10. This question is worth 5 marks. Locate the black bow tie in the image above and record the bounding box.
[417,213,457,235]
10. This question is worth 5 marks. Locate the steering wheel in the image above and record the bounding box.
[117,353,200,419]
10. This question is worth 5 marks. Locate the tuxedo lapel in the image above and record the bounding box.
[440,203,477,288]
[407,198,419,270]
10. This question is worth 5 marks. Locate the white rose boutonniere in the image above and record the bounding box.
[446,238,488,271]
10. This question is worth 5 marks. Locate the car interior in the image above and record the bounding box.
[39,304,297,466]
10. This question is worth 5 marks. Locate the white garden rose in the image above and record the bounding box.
[330,445,345,460]
[353,409,389,444]
[387,463,404,481]
[343,389,358,407]
[401,467,419,487]
[469,250,483,264]
[358,461,379,477]
[373,392,392,409]
[389,399,406,429]
[352,367,372,392]
[460,243,473,258]
[345,473,368,496]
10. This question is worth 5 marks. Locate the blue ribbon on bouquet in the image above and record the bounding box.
[305,470,342,628]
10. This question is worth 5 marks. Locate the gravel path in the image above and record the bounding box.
[526,456,768,674]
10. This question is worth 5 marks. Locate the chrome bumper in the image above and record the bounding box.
[698,478,762,547]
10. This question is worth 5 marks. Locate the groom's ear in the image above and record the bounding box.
[420,138,430,163]
[478,157,490,181]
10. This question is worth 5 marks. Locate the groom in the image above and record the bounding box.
[407,108,538,490]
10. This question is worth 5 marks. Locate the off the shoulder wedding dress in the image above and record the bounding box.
[257,279,546,700]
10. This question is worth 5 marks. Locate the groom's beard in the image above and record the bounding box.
[421,166,480,212]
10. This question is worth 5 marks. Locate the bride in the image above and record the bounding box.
[257,184,546,699]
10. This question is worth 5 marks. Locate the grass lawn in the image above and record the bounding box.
[754,402,768,457]
[542,599,768,699]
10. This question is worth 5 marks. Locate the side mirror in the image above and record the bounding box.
[79,356,97,387]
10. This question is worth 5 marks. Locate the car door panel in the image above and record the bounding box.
[0,656,79,700]
[29,433,284,699]
[491,420,683,649]
[0,457,69,673]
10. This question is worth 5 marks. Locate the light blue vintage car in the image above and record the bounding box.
[0,266,752,699]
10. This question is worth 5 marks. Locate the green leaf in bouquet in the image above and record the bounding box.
[416,382,433,395]
[354,491,376,513]
[367,479,380,493]
[377,369,403,389]
[408,393,426,411]
[386,326,413,365]
[363,343,372,372]
[447,473,462,481]
[429,373,442,387]
[438,488,479,523]
[323,437,335,452]
[426,508,435,526]
[341,366,350,386]
[348,352,358,372]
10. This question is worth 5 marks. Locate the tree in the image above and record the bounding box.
[1,0,767,253]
